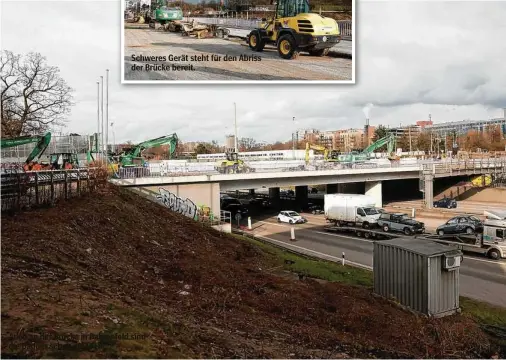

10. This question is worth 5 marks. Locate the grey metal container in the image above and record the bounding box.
[373,237,463,318]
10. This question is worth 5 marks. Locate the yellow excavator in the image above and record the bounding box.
[305,143,329,164]
[247,0,341,59]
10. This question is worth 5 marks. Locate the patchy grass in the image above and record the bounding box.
[236,233,506,346]
[235,234,373,287]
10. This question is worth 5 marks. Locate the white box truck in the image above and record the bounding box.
[323,194,399,239]
[325,194,382,228]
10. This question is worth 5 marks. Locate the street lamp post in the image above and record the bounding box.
[111,122,116,154]
[105,69,109,168]
[292,116,296,160]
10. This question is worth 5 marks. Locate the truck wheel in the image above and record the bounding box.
[487,249,500,260]
[289,220,294,224]
[308,48,329,57]
[465,227,473,234]
[403,227,412,236]
[383,225,390,232]
[362,222,370,229]
[248,30,265,51]
[277,34,299,60]
[364,231,371,239]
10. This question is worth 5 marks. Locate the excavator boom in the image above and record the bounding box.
[0,132,52,164]
[121,133,179,167]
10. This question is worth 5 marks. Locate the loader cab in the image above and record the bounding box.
[225,151,239,162]
[276,0,310,18]
[49,153,79,169]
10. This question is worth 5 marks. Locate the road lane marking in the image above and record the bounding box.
[255,234,373,270]
[314,231,374,243]
[461,256,506,265]
[257,221,506,266]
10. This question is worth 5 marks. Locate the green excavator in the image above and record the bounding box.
[1,132,52,169]
[118,133,179,167]
[337,133,398,164]
[146,0,183,28]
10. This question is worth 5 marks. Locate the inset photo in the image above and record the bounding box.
[122,0,354,83]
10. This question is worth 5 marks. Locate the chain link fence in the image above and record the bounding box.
[1,134,95,164]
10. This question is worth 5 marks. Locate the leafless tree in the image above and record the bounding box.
[1,50,74,138]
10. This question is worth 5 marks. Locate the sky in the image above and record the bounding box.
[2,0,506,145]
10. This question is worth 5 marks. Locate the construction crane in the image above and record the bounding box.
[215,151,254,174]
[246,0,341,59]
[1,133,52,170]
[338,133,397,164]
[118,133,179,167]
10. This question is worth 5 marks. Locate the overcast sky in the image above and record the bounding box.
[2,0,506,144]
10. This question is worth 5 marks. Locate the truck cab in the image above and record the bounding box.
[355,207,382,228]
[424,210,506,260]
[481,210,506,259]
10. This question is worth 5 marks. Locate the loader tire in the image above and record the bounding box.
[277,34,299,60]
[248,30,265,52]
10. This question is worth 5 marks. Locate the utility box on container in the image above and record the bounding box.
[373,238,463,318]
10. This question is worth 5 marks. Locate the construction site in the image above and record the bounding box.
[2,184,505,358]
[2,122,506,358]
[123,0,353,81]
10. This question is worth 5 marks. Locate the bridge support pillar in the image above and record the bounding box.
[424,175,434,209]
[365,181,382,208]
[326,183,338,194]
[295,186,308,212]
[269,187,280,209]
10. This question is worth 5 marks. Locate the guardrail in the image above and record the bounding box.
[1,168,101,213]
[112,158,506,180]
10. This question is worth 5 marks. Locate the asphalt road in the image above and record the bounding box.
[124,27,353,81]
[386,199,506,215]
[247,214,506,308]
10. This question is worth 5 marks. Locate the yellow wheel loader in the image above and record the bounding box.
[247,0,341,60]
[215,151,255,174]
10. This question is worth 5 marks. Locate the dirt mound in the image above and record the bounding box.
[1,185,492,358]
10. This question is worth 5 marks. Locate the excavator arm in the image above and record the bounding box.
[362,133,396,155]
[1,132,52,164]
[305,143,329,164]
[121,133,178,166]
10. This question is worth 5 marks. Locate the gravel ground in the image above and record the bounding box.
[124,27,353,81]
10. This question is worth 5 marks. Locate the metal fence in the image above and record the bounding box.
[1,168,102,213]
[187,17,352,41]
[112,157,506,180]
[1,134,94,164]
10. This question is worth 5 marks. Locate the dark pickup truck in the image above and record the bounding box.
[377,212,425,235]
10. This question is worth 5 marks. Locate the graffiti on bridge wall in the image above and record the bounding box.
[155,188,215,221]
[156,188,198,220]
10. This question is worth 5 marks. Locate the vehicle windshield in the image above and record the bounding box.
[277,0,310,17]
[469,216,480,222]
[287,211,300,217]
[364,208,379,215]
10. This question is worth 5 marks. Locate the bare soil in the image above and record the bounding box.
[1,185,495,358]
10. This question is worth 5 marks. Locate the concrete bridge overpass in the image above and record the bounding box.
[111,158,506,219]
